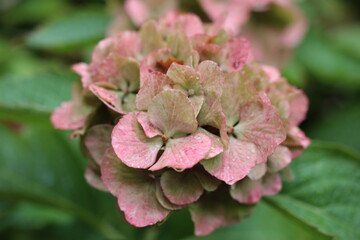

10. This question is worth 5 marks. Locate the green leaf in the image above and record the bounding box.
[0,122,125,239]
[0,72,75,122]
[5,202,73,230]
[180,201,330,240]
[297,32,360,90]
[307,104,360,151]
[267,141,360,240]
[27,11,110,51]
[330,25,360,62]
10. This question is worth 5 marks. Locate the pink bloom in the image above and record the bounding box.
[52,11,310,236]
[125,0,177,26]
[200,0,307,66]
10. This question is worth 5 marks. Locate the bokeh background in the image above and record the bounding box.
[0,0,359,239]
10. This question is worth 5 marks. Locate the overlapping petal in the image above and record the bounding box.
[159,11,204,37]
[125,0,177,26]
[147,89,198,137]
[234,101,286,161]
[84,166,107,192]
[267,145,292,172]
[149,133,212,171]
[136,71,173,111]
[160,170,204,205]
[112,112,163,169]
[189,186,254,236]
[202,137,259,185]
[51,84,94,131]
[51,101,92,130]
[83,124,113,164]
[101,148,169,227]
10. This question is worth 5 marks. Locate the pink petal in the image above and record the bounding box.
[194,42,223,63]
[89,83,126,114]
[224,37,252,72]
[91,38,113,66]
[287,88,309,127]
[268,145,292,172]
[84,166,107,192]
[90,32,140,77]
[200,0,250,35]
[90,55,140,91]
[159,11,204,37]
[100,148,169,227]
[199,0,231,20]
[197,128,224,159]
[240,1,307,66]
[261,64,281,82]
[117,181,169,227]
[262,173,282,196]
[136,112,162,138]
[284,126,311,158]
[160,170,204,205]
[125,0,177,27]
[202,137,259,185]
[83,124,113,165]
[72,63,92,89]
[112,112,163,169]
[230,178,262,204]
[124,0,149,26]
[111,31,141,58]
[136,70,173,111]
[51,100,92,130]
[148,89,198,137]
[234,101,286,162]
[149,133,212,171]
[189,187,254,236]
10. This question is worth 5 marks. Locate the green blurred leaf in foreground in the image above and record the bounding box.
[268,142,360,240]
[181,200,330,240]
[0,122,126,239]
[182,142,360,240]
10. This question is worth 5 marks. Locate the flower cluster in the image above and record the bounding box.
[116,0,306,67]
[199,0,307,66]
[51,11,309,236]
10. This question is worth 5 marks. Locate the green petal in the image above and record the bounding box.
[148,89,198,137]
[160,170,204,205]
[140,20,165,55]
[221,72,259,126]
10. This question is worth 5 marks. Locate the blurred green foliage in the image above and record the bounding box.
[0,0,359,239]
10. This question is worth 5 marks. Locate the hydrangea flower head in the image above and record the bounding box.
[199,0,307,66]
[52,11,309,236]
